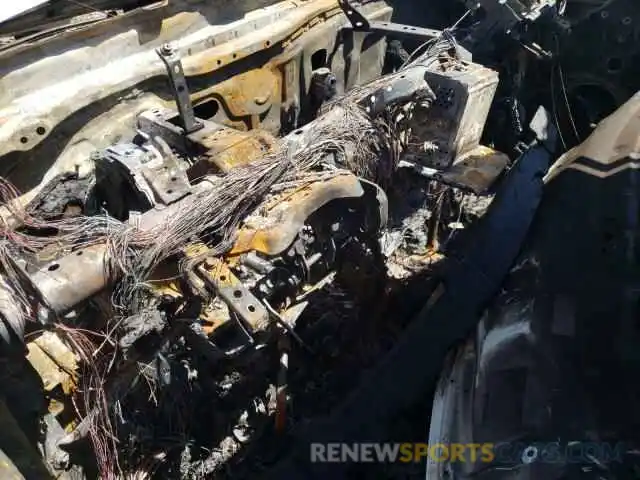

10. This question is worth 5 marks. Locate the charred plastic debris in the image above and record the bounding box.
[0,0,637,478]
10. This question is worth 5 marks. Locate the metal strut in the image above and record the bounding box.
[337,0,441,41]
[156,42,203,135]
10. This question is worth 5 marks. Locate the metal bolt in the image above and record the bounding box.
[52,449,70,469]
[254,94,270,106]
[160,42,174,55]
[521,445,538,464]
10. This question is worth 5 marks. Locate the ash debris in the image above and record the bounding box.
[384,168,494,280]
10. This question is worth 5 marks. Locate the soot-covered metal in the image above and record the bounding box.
[0,1,639,479]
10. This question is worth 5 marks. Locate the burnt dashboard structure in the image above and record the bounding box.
[1,0,636,478]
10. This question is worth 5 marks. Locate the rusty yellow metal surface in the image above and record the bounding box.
[198,258,240,298]
[197,256,270,330]
[183,0,343,76]
[181,0,357,134]
[26,332,78,395]
[195,126,276,172]
[199,302,231,336]
[180,245,233,335]
[230,173,364,256]
[148,279,183,299]
[145,244,233,336]
[194,68,281,120]
[145,259,184,299]
[452,145,509,190]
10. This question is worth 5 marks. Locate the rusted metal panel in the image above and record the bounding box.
[230,173,365,256]
[0,0,391,208]
[437,146,510,194]
[194,68,280,120]
[197,257,270,331]
[26,332,78,394]
[193,126,276,173]
[0,0,390,157]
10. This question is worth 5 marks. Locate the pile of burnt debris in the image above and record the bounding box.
[1,0,640,478]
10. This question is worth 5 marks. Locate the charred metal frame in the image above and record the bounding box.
[338,0,441,41]
[0,0,392,154]
[156,42,203,135]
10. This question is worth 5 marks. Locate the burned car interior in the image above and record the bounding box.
[0,0,639,478]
